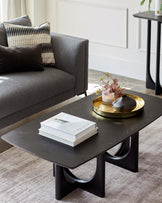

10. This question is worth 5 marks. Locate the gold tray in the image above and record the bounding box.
[93,94,145,118]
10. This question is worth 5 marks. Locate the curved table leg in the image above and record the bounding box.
[146,20,162,94]
[105,132,139,172]
[54,152,105,200]
[146,20,155,90]
[155,22,162,95]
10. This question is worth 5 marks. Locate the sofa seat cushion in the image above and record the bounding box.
[0,68,75,119]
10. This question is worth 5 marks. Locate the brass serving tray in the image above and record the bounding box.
[93,93,145,118]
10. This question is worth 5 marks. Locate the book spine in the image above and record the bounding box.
[39,129,76,142]
[39,126,97,142]
[40,125,74,139]
[39,130,74,146]
[40,123,96,139]
[39,128,98,147]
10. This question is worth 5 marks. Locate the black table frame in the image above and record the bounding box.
[134,11,162,95]
[54,132,138,200]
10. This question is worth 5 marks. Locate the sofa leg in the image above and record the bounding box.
[84,92,87,97]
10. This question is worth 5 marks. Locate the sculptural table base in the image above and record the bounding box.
[105,132,139,172]
[54,133,139,200]
[54,153,105,200]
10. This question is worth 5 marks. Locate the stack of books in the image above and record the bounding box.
[39,112,98,147]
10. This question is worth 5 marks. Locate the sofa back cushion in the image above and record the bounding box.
[0,44,44,73]
[4,22,55,67]
[0,15,32,46]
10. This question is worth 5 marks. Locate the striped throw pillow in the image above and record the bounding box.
[4,22,55,67]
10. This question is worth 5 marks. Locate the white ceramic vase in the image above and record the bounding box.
[155,0,162,16]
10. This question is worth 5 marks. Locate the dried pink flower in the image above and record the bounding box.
[96,72,125,98]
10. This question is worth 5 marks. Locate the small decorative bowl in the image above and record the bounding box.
[112,95,136,112]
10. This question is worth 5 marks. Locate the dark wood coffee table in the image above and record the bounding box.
[2,90,162,200]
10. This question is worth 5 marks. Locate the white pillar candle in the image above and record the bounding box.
[155,0,162,16]
[102,91,114,104]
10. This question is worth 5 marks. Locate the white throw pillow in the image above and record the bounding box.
[4,22,55,66]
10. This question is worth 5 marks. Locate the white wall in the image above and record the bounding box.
[46,0,162,83]
[0,0,47,24]
[46,0,57,32]
[27,0,47,25]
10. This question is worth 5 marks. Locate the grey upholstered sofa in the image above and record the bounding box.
[0,16,88,131]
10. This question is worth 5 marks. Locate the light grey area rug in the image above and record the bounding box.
[0,117,162,203]
[0,70,162,202]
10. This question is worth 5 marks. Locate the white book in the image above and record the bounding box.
[39,127,98,147]
[39,125,96,141]
[40,112,96,138]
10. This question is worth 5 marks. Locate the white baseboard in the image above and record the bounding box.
[89,54,160,82]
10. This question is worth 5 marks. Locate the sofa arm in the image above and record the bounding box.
[51,33,88,95]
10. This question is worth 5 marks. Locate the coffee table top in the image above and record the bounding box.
[2,90,162,169]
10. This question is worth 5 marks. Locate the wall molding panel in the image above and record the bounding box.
[57,0,128,48]
[138,18,162,54]
[47,0,162,83]
[137,19,148,52]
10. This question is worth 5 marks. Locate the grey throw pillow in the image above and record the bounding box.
[0,15,32,46]
[4,22,55,67]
